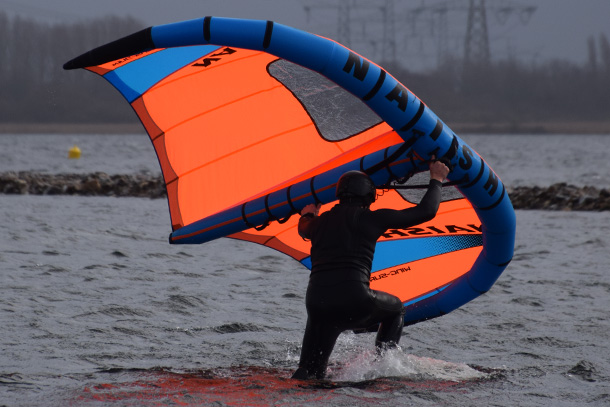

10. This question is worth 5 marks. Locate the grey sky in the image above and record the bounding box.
[1,0,609,70]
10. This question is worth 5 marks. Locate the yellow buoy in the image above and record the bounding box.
[68,144,81,159]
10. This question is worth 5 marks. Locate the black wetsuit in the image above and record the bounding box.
[294,180,442,379]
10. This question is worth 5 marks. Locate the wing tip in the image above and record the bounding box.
[63,58,82,71]
[62,26,154,70]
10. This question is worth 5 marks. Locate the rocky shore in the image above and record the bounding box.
[1,171,608,211]
[0,171,166,199]
[508,184,609,211]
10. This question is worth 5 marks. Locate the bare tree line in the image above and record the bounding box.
[1,12,608,129]
[0,13,143,124]
[390,31,610,127]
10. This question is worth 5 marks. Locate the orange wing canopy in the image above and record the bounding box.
[65,16,515,325]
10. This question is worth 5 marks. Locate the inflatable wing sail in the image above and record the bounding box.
[64,17,516,325]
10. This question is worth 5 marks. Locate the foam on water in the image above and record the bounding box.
[329,345,488,383]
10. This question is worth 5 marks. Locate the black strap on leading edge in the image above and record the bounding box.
[276,185,297,224]
[264,194,276,221]
[310,176,322,204]
[263,192,297,224]
[241,186,298,231]
[241,202,269,231]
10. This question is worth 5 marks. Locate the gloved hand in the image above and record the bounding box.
[429,155,451,182]
[437,156,454,172]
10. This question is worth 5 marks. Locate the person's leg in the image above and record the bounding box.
[293,316,342,380]
[371,290,405,350]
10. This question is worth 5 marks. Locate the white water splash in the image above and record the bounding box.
[329,347,488,383]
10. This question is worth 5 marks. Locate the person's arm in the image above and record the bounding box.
[368,157,450,230]
[298,203,321,239]
[373,180,441,228]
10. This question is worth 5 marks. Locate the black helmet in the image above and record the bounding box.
[335,170,376,205]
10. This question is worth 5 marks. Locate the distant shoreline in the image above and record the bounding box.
[1,171,608,211]
[1,121,610,135]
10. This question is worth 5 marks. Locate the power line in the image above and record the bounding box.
[302,0,398,65]
[301,0,536,70]
[464,0,490,67]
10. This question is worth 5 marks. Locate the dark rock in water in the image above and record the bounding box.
[0,171,608,211]
[567,360,599,382]
[212,322,262,334]
[1,173,28,194]
[82,177,102,194]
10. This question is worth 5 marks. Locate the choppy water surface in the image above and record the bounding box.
[1,133,609,406]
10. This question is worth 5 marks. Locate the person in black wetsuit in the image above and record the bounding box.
[292,157,450,380]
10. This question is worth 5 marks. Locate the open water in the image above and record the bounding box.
[0,133,609,406]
